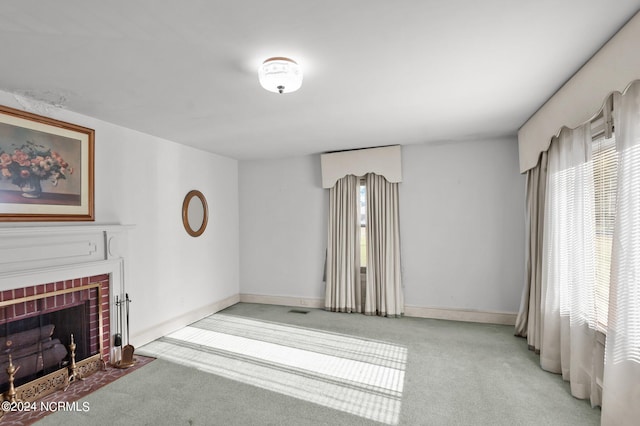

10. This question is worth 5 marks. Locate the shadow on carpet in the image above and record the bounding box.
[137,313,407,425]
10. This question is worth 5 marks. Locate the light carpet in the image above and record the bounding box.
[137,313,407,425]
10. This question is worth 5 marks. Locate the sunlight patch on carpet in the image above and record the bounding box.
[138,314,407,425]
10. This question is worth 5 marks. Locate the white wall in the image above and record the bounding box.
[0,91,239,345]
[1,89,523,330]
[400,138,525,313]
[239,154,328,300]
[239,137,525,314]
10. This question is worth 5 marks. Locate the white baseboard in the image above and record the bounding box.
[133,293,240,346]
[239,294,516,326]
[404,305,517,325]
[132,295,515,349]
[239,293,324,309]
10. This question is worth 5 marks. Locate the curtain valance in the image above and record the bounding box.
[320,145,402,188]
[518,10,640,173]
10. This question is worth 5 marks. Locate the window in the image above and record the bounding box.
[359,179,367,269]
[592,129,617,331]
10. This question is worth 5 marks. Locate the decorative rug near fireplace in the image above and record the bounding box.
[137,314,407,425]
[0,356,153,426]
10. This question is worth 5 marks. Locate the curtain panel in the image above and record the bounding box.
[601,83,640,425]
[515,151,548,353]
[540,124,602,406]
[325,174,361,313]
[364,173,403,317]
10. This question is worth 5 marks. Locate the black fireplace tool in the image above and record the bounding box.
[114,295,122,347]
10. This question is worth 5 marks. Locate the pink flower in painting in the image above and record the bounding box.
[20,169,30,178]
[12,150,31,167]
[0,152,12,167]
[1,168,11,177]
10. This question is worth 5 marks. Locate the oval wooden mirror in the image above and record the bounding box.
[182,190,208,237]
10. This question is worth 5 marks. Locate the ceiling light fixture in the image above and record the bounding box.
[258,57,303,94]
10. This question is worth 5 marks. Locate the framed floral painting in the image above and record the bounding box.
[0,105,94,221]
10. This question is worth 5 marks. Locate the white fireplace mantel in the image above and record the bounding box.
[0,223,133,294]
[0,224,134,365]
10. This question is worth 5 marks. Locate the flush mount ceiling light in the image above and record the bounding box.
[258,57,303,94]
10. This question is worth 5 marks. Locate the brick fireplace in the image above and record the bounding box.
[0,274,111,392]
[0,225,131,401]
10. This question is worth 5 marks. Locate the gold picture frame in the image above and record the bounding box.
[0,104,94,222]
[182,190,208,237]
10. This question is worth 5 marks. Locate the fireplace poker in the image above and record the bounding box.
[126,293,130,345]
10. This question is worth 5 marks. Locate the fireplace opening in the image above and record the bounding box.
[0,324,66,394]
[0,301,96,393]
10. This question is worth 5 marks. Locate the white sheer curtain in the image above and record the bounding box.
[364,173,403,317]
[540,124,602,406]
[325,174,362,313]
[601,83,640,425]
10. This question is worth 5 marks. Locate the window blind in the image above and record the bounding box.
[592,133,617,332]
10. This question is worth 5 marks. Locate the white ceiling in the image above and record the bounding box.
[1,1,639,160]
